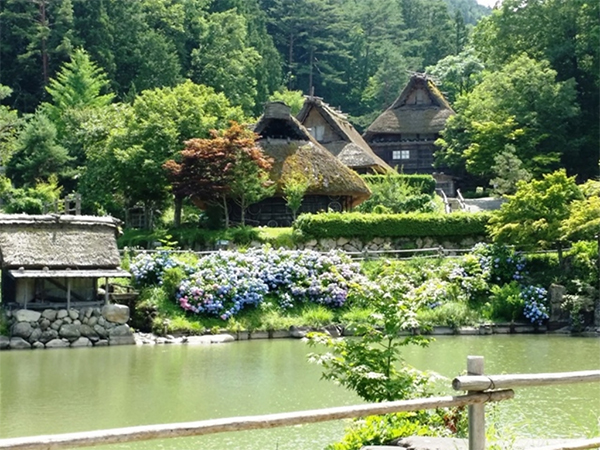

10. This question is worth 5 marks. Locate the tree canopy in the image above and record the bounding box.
[488,170,583,251]
[435,54,579,179]
[164,122,273,227]
[79,81,245,220]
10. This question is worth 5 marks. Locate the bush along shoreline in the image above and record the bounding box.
[125,242,599,339]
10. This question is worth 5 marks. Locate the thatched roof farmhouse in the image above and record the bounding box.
[241,102,370,226]
[363,74,456,195]
[296,97,392,174]
[0,215,129,309]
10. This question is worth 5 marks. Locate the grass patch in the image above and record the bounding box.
[119,226,302,250]
[338,306,375,325]
[418,302,482,329]
[257,227,298,247]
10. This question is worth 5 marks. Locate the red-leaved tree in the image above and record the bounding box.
[164,122,273,227]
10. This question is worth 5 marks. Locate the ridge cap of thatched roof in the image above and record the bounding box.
[0,214,121,228]
[297,97,393,173]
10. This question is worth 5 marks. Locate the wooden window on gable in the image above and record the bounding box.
[310,125,325,141]
[392,150,410,160]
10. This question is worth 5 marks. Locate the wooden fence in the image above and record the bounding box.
[0,356,598,450]
[121,246,567,262]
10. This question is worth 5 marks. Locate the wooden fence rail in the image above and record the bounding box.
[453,369,600,391]
[0,357,598,450]
[120,246,569,261]
[534,439,600,450]
[0,391,514,450]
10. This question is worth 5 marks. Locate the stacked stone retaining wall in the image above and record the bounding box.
[0,304,134,350]
[212,236,484,253]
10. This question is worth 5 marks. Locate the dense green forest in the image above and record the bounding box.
[0,0,597,222]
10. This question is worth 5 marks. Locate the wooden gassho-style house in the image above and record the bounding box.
[296,96,393,174]
[0,215,130,310]
[363,74,456,194]
[233,102,371,227]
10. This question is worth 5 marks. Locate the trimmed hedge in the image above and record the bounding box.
[293,212,491,240]
[361,174,436,195]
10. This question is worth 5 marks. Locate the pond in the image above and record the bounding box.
[0,335,599,450]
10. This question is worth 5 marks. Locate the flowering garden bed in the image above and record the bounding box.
[124,243,567,335]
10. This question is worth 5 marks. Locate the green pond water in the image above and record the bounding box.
[0,335,599,450]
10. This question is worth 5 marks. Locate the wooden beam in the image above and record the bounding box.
[104,277,109,305]
[453,370,600,391]
[66,279,71,310]
[532,438,600,450]
[0,390,514,450]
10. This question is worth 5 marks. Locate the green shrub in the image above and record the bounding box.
[118,229,162,248]
[358,173,437,214]
[0,313,9,336]
[327,411,454,450]
[361,174,436,195]
[161,267,186,298]
[562,281,597,332]
[294,212,491,240]
[566,240,598,287]
[460,188,492,199]
[228,225,260,245]
[524,252,561,286]
[486,282,524,322]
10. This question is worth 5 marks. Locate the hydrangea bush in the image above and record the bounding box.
[470,244,549,325]
[472,243,527,284]
[521,285,549,325]
[176,248,368,320]
[130,251,183,288]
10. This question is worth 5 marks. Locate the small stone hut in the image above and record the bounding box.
[0,214,130,310]
[296,96,393,174]
[363,74,456,195]
[240,102,371,227]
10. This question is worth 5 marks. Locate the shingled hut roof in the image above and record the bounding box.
[0,215,123,270]
[363,74,454,139]
[296,97,392,173]
[255,102,371,207]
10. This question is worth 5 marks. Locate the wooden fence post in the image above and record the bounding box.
[468,356,486,450]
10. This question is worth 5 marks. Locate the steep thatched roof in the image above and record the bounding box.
[255,102,371,207]
[0,215,123,270]
[364,74,454,139]
[297,97,392,173]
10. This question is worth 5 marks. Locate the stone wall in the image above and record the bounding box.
[0,304,135,350]
[292,236,482,253]
[229,236,484,254]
